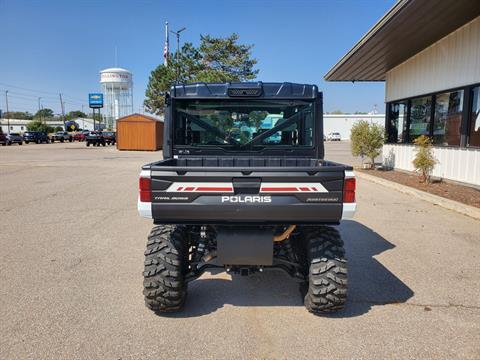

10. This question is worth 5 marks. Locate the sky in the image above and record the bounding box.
[0,0,395,115]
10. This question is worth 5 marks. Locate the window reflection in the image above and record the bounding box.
[409,96,432,142]
[469,86,480,147]
[433,90,463,146]
[388,101,407,143]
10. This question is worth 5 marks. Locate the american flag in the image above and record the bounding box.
[164,21,169,67]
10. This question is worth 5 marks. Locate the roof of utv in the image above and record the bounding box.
[170,82,319,99]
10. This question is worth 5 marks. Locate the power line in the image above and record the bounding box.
[1,90,87,107]
[0,82,88,105]
[0,82,60,96]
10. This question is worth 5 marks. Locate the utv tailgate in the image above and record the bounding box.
[139,159,355,225]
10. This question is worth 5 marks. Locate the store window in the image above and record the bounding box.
[388,101,407,143]
[433,90,463,146]
[469,86,480,147]
[409,96,432,142]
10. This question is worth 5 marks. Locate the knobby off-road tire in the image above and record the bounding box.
[143,225,189,313]
[303,226,347,314]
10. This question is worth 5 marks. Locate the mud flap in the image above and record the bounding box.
[216,227,273,266]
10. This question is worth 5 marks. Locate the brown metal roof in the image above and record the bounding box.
[324,0,480,81]
[116,113,164,122]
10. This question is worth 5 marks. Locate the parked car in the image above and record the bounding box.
[327,132,342,141]
[86,131,106,146]
[0,129,6,146]
[73,130,89,142]
[50,131,73,143]
[23,131,50,144]
[102,131,116,145]
[6,133,23,145]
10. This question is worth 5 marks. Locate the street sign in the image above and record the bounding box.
[88,93,104,108]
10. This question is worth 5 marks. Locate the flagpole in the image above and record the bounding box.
[164,21,169,67]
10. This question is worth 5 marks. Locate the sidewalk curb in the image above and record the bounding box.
[356,171,480,221]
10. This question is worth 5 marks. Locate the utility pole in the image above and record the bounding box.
[38,97,43,123]
[59,93,66,129]
[170,27,186,82]
[5,90,10,134]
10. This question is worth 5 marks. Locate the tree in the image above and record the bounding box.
[195,33,258,82]
[350,120,384,167]
[144,64,177,116]
[3,111,33,120]
[66,110,87,120]
[34,108,54,119]
[144,33,258,115]
[412,135,437,183]
[26,120,51,133]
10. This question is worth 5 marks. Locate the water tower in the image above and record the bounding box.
[100,67,133,129]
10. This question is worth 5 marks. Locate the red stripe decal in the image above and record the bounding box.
[299,187,310,191]
[195,187,233,192]
[177,187,184,191]
[184,187,195,191]
[311,187,318,191]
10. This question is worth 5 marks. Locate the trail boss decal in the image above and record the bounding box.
[221,195,272,203]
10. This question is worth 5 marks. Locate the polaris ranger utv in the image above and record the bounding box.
[138,82,356,314]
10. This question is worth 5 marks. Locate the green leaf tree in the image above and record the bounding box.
[195,33,258,82]
[66,111,87,120]
[144,33,258,115]
[26,120,50,133]
[34,108,54,119]
[350,120,384,167]
[144,64,177,116]
[412,135,437,183]
[3,111,33,120]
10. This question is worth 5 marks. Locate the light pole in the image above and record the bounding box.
[170,27,186,82]
[5,90,10,134]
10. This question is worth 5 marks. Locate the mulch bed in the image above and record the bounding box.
[358,168,480,208]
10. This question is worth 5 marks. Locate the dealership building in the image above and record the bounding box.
[325,0,480,186]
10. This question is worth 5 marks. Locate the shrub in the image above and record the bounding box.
[350,120,384,167]
[54,126,63,132]
[26,120,50,133]
[412,135,437,183]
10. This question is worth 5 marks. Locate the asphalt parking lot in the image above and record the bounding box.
[1,142,479,359]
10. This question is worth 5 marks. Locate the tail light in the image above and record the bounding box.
[343,177,356,203]
[139,177,152,202]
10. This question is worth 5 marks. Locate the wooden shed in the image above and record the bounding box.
[116,114,164,151]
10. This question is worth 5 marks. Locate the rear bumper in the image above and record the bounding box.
[139,200,355,224]
[151,202,343,225]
